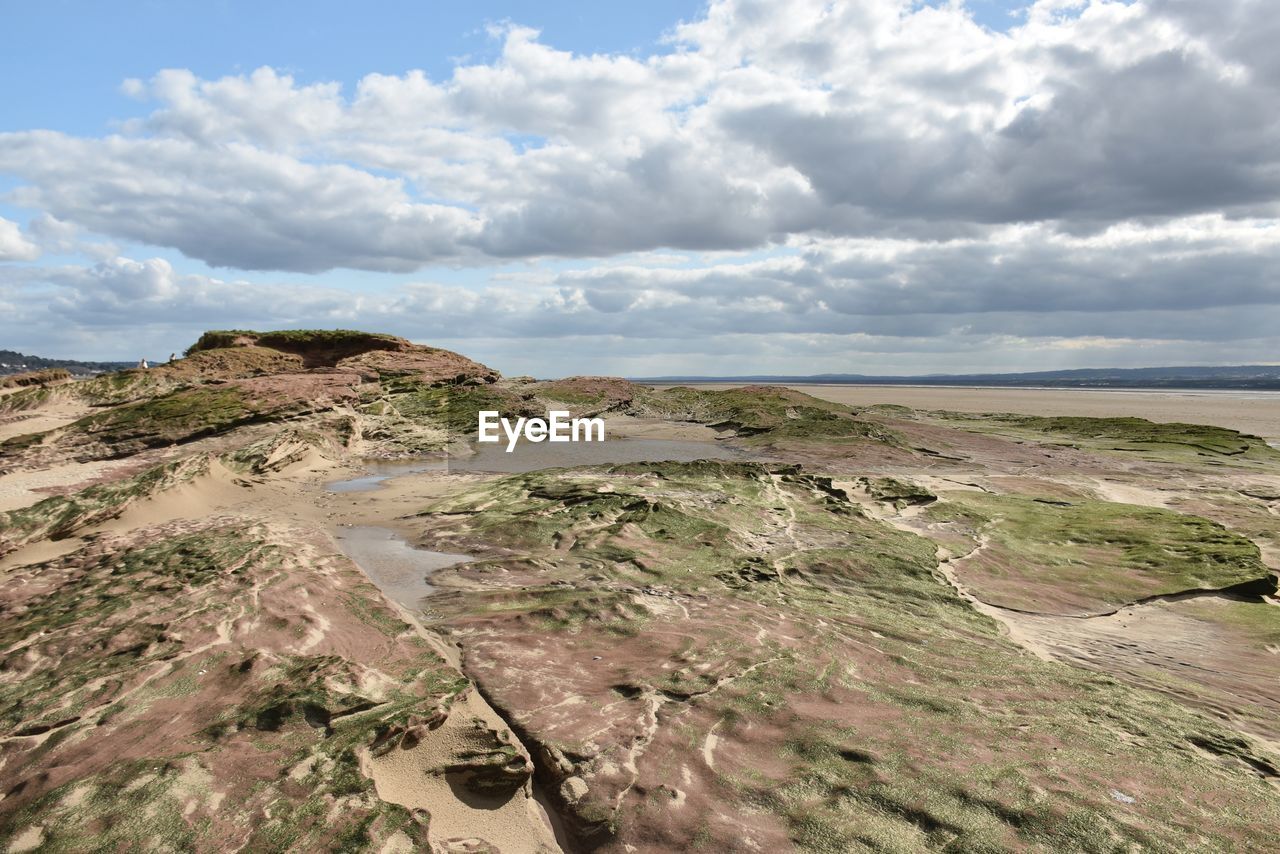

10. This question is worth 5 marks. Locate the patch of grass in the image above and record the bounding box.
[0,384,55,413]
[632,385,901,446]
[534,377,640,412]
[185,329,409,372]
[75,386,259,445]
[941,413,1280,464]
[167,345,304,378]
[13,383,308,461]
[1177,598,1280,648]
[187,328,404,356]
[383,382,540,436]
[0,429,44,456]
[70,369,185,406]
[925,493,1272,611]
[0,528,275,734]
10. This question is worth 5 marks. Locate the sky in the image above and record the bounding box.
[2,0,1278,377]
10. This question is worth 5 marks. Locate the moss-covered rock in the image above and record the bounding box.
[631,385,902,446]
[407,461,1280,852]
[0,368,71,389]
[186,329,406,366]
[946,412,1280,463]
[859,476,937,506]
[0,520,463,852]
[925,492,1274,612]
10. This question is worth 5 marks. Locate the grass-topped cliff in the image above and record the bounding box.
[0,330,501,468]
[186,328,405,361]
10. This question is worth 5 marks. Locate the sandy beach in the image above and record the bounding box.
[662,384,1280,442]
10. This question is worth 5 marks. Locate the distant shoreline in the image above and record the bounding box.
[629,364,1280,393]
[641,382,1280,441]
[644,381,1280,398]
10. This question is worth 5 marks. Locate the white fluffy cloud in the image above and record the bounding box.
[4,0,1277,271]
[2,0,1280,372]
[0,217,39,262]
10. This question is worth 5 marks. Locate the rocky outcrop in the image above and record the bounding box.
[338,347,497,386]
[186,329,406,367]
[0,368,71,389]
[161,345,305,380]
[184,329,497,382]
[431,719,534,797]
[0,330,504,468]
[0,519,457,851]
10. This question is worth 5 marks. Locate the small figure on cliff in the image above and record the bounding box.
[138,358,149,369]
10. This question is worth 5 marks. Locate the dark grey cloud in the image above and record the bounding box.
[722,45,1280,228]
[5,212,1279,368]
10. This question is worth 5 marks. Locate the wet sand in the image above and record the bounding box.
[332,525,471,609]
[665,384,1280,442]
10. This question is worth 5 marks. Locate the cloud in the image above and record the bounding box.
[1,0,1276,274]
[707,1,1279,226]
[27,256,358,327]
[0,217,39,261]
[4,209,1279,372]
[0,132,483,272]
[2,0,1279,374]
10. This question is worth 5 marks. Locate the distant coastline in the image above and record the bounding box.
[631,365,1280,391]
[647,382,1280,398]
[0,349,133,377]
[641,382,1280,442]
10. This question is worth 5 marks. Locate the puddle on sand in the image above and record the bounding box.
[329,438,761,613]
[326,458,446,493]
[327,439,759,493]
[333,526,470,612]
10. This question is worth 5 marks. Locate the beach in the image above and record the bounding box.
[663,384,1280,442]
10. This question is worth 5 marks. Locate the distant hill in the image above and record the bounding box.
[0,349,135,377]
[632,365,1280,391]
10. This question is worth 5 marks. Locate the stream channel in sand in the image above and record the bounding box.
[327,438,757,610]
[324,438,757,852]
